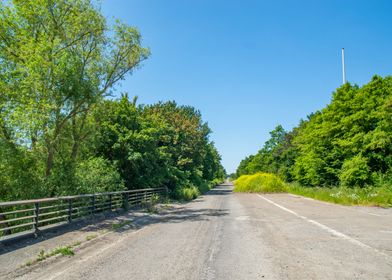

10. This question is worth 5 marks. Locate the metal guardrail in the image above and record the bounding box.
[0,187,167,240]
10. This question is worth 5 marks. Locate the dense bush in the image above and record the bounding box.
[94,96,226,195]
[74,157,125,194]
[174,186,200,201]
[234,173,287,193]
[236,76,392,189]
[339,154,370,187]
[0,142,44,201]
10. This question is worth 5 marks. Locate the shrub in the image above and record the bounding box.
[74,157,125,194]
[197,181,212,194]
[174,185,200,201]
[371,172,392,189]
[339,155,370,187]
[234,173,287,193]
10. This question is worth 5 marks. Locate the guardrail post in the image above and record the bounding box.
[91,196,95,215]
[109,194,112,211]
[67,199,72,223]
[33,202,40,237]
[123,193,129,210]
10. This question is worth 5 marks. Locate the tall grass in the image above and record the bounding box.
[174,186,200,201]
[173,179,222,201]
[234,173,392,207]
[288,183,392,207]
[234,173,287,193]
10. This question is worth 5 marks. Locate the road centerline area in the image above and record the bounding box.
[256,194,392,260]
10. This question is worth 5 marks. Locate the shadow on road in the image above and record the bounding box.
[0,185,231,255]
[123,185,231,230]
[206,188,233,196]
[129,207,229,230]
[0,210,131,255]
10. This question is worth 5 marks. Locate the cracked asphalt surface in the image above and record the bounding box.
[6,183,392,280]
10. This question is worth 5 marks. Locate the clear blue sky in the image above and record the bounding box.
[101,0,392,174]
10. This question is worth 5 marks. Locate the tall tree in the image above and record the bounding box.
[0,0,149,181]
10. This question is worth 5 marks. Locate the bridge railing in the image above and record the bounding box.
[0,187,167,240]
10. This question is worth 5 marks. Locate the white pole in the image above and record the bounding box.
[341,48,346,84]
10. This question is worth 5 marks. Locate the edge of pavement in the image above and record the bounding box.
[0,203,183,279]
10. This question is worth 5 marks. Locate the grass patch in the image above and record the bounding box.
[111,220,132,230]
[170,179,221,202]
[234,173,287,193]
[51,246,74,257]
[234,172,392,207]
[288,183,392,207]
[141,194,160,214]
[23,240,82,267]
[85,234,98,241]
[72,241,81,247]
[27,246,75,266]
[161,196,172,205]
[174,186,200,201]
[37,250,47,262]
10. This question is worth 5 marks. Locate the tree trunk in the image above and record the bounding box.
[71,116,79,161]
[71,141,79,162]
[46,144,54,177]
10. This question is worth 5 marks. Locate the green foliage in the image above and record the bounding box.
[52,246,75,257]
[94,96,169,190]
[174,186,200,201]
[30,245,75,266]
[94,96,225,195]
[111,220,133,231]
[0,141,44,200]
[0,1,224,201]
[85,234,98,241]
[288,183,392,207]
[339,154,370,187]
[236,76,392,190]
[234,173,287,193]
[74,157,125,194]
[141,194,160,213]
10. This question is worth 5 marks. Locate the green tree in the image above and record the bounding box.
[236,75,392,189]
[0,0,149,198]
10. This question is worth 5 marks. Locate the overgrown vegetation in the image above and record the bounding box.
[234,174,392,207]
[111,220,133,231]
[142,194,160,213]
[85,234,98,241]
[234,173,286,193]
[0,0,225,202]
[288,183,392,207]
[235,76,392,206]
[26,245,76,267]
[174,186,200,201]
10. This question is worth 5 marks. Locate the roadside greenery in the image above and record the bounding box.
[288,183,392,207]
[235,76,392,207]
[234,173,286,193]
[0,0,225,202]
[234,174,392,207]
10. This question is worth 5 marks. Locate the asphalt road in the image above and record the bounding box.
[15,183,392,280]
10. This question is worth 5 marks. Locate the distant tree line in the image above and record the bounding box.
[236,76,392,188]
[0,0,225,201]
